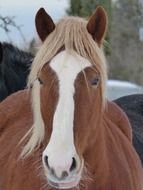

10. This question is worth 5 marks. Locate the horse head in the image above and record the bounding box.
[22,6,108,189]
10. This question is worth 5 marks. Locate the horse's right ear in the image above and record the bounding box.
[35,8,55,41]
[0,42,3,63]
[87,6,108,46]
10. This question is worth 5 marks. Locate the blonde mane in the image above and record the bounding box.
[21,16,108,157]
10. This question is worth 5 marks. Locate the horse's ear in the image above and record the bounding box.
[0,42,3,63]
[87,6,108,46]
[35,8,55,41]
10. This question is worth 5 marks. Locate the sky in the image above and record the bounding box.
[0,0,69,46]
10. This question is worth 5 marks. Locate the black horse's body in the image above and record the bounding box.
[0,42,33,101]
[115,94,143,165]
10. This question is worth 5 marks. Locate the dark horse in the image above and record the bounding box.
[115,94,143,164]
[0,42,33,101]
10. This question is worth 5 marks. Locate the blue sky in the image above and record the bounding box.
[0,0,69,46]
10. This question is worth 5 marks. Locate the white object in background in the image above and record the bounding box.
[107,80,143,100]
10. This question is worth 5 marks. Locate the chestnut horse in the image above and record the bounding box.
[0,7,143,190]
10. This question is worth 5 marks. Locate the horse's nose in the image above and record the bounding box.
[44,155,77,179]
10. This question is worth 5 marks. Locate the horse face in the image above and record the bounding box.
[30,5,107,189]
[39,51,100,189]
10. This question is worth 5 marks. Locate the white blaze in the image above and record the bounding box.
[43,51,91,175]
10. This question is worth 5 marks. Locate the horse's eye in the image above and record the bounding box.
[91,78,99,86]
[38,78,43,85]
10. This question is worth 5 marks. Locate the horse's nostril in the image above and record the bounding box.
[62,171,68,179]
[51,167,55,176]
[70,157,77,172]
[44,155,50,169]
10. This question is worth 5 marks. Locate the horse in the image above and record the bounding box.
[0,6,143,190]
[114,94,143,165]
[0,42,33,101]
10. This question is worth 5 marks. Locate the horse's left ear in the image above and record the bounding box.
[35,8,55,41]
[87,6,108,46]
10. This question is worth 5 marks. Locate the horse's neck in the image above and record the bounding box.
[0,89,31,132]
[85,101,143,190]
[105,101,132,141]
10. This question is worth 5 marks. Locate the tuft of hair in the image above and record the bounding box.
[20,80,45,158]
[24,16,108,157]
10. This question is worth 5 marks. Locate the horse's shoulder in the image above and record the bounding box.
[106,101,132,142]
[0,89,30,110]
[0,89,31,133]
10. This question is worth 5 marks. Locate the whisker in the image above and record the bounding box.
[79,164,94,189]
